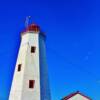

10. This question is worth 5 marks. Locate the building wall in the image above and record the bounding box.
[21,33,40,100]
[9,32,51,100]
[39,34,51,100]
[9,33,41,100]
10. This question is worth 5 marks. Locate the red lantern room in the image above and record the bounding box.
[21,24,40,34]
[21,23,45,37]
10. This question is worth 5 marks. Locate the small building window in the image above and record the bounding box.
[29,80,35,89]
[31,46,36,53]
[18,64,22,71]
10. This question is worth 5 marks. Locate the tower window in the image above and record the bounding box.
[31,46,36,53]
[18,64,22,71]
[29,80,35,89]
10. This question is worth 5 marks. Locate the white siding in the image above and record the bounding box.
[9,31,51,100]
[9,33,40,100]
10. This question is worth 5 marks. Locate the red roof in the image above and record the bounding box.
[21,24,46,37]
[62,91,91,100]
[22,24,40,33]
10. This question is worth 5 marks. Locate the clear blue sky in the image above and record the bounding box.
[0,0,100,100]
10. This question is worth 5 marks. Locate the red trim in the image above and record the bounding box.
[62,91,91,100]
[29,80,35,89]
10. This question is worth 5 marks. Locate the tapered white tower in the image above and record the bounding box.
[9,24,51,100]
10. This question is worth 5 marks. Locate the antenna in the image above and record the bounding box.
[25,16,31,28]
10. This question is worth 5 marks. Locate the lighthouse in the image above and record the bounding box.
[9,24,51,100]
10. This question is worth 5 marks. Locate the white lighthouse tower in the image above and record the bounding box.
[9,23,51,100]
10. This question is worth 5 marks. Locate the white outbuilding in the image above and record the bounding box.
[61,91,91,100]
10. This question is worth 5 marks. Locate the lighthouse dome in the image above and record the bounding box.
[21,24,46,37]
[22,24,40,33]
